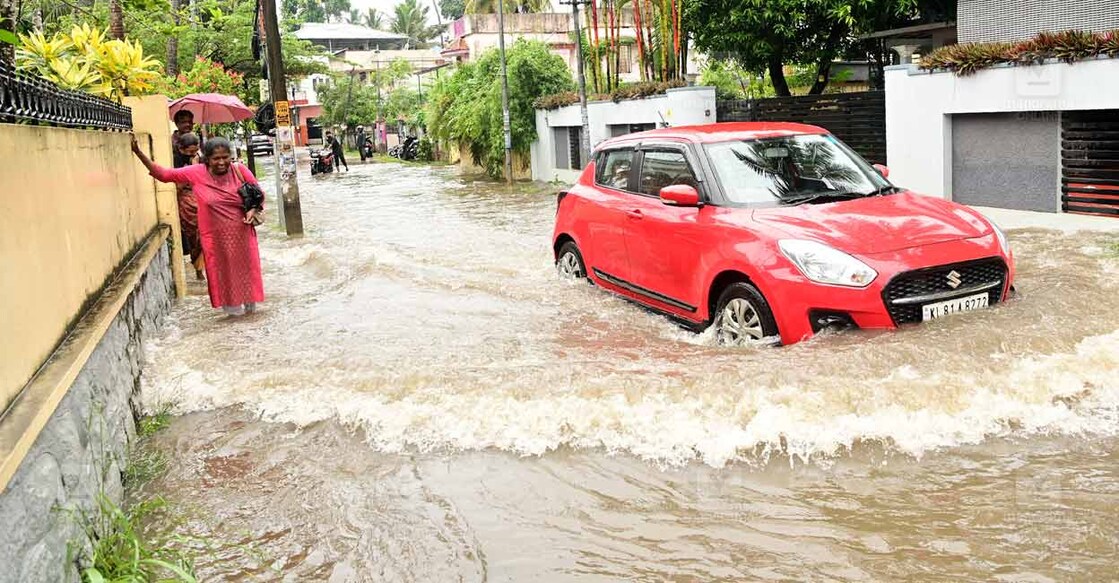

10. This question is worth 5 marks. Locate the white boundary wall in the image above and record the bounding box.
[531,86,717,183]
[885,58,1119,200]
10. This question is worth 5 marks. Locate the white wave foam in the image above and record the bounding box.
[143,329,1119,468]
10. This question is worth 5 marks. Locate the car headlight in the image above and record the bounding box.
[778,240,878,288]
[991,222,1011,255]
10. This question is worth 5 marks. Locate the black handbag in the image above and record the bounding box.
[231,164,265,225]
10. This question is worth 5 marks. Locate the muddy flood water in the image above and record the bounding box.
[137,161,1119,581]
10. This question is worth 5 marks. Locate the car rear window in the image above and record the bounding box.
[595,149,634,190]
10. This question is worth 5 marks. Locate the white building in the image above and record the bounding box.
[531,86,716,183]
[885,0,1119,216]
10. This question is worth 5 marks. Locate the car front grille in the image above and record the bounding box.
[881,257,1008,325]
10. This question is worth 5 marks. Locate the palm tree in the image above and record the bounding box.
[363,8,384,29]
[167,0,182,76]
[391,0,433,48]
[464,0,549,14]
[109,0,124,40]
[347,8,361,23]
[0,0,14,62]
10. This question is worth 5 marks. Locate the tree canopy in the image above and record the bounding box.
[427,39,574,178]
[438,0,465,21]
[686,0,916,95]
[390,0,442,48]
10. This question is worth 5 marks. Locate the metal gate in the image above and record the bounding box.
[1061,110,1119,216]
[717,91,886,164]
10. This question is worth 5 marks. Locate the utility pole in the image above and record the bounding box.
[563,0,592,166]
[261,0,303,236]
[497,0,513,184]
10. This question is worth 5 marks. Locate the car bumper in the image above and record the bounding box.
[763,236,1014,345]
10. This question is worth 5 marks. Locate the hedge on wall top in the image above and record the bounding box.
[533,79,687,110]
[920,29,1119,76]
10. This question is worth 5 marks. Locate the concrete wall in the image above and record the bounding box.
[531,86,717,182]
[959,0,1119,43]
[884,58,1119,204]
[0,94,178,580]
[0,126,158,410]
[0,243,173,583]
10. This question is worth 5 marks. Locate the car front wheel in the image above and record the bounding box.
[712,282,779,346]
[556,241,586,280]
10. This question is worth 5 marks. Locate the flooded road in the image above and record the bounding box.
[139,161,1119,581]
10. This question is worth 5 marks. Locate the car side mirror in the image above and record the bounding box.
[659,184,701,207]
[873,164,890,178]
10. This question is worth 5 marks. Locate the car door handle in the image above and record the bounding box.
[626,209,643,220]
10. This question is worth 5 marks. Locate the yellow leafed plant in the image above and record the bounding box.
[15,25,162,102]
[92,39,162,100]
[16,31,73,72]
[64,24,107,57]
[46,57,110,95]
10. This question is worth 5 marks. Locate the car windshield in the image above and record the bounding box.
[705,134,890,205]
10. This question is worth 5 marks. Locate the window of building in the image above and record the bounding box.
[609,123,655,138]
[553,126,584,170]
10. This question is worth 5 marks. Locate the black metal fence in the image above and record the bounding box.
[0,60,132,130]
[1061,110,1119,217]
[717,91,886,164]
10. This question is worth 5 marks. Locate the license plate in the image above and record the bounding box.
[922,293,989,321]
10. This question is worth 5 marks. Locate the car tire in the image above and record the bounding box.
[556,241,587,281]
[711,282,779,346]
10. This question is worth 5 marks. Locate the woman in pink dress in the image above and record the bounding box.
[131,135,265,316]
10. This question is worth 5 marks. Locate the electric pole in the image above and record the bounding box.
[563,0,592,166]
[497,0,513,184]
[261,0,303,236]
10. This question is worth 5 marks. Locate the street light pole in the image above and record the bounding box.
[497,0,513,184]
[564,0,592,166]
[261,0,303,236]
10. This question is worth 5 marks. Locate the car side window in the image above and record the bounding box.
[595,149,635,191]
[638,149,698,196]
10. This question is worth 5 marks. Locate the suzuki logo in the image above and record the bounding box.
[946,270,962,289]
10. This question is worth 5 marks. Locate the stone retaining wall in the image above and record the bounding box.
[0,244,173,583]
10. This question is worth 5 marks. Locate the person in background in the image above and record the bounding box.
[356,126,368,162]
[132,135,265,317]
[171,110,194,151]
[174,132,206,280]
[325,131,348,172]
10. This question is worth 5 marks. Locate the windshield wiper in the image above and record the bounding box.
[865,185,899,197]
[781,190,867,205]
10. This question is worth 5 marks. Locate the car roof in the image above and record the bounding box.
[594,122,829,151]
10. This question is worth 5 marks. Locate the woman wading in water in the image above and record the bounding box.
[132,135,265,316]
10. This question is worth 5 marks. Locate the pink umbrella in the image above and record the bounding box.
[168,93,254,124]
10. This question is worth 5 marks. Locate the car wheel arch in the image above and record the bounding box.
[553,233,578,260]
[705,268,774,325]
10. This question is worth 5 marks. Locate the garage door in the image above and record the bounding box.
[951,113,1059,212]
[1061,109,1119,217]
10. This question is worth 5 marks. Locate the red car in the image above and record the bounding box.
[552,122,1016,346]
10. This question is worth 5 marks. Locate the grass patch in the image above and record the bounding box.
[1107,240,1119,257]
[123,447,168,490]
[72,495,196,582]
[138,403,174,439]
